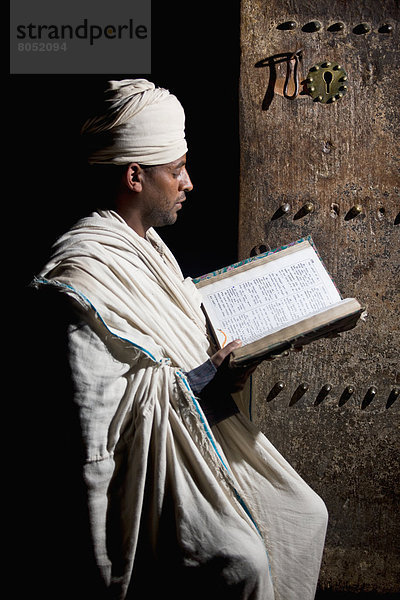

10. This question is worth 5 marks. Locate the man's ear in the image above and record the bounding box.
[125,163,143,192]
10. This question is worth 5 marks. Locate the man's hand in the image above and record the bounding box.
[210,339,298,393]
[210,339,243,368]
[210,340,260,393]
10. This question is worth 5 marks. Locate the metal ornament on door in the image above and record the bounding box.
[305,61,348,103]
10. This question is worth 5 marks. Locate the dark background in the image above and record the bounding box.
[17,1,241,287]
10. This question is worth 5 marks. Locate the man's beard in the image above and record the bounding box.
[150,207,178,228]
[145,203,179,229]
[146,194,185,229]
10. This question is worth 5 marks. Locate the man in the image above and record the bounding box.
[32,79,328,599]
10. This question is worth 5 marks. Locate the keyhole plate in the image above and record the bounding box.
[305,61,348,104]
[323,70,333,93]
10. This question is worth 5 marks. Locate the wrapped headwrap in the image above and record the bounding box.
[81,79,188,166]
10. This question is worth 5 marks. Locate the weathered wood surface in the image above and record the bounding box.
[239,0,399,592]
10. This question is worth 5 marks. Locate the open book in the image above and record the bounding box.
[193,237,364,366]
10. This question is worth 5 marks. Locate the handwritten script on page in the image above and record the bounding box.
[201,245,341,348]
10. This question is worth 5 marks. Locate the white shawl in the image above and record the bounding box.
[34,210,327,599]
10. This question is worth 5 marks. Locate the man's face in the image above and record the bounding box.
[140,155,193,229]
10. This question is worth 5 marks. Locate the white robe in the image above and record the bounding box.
[33,210,328,599]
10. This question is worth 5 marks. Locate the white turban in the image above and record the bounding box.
[80,79,188,166]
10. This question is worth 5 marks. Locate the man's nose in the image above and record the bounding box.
[180,167,194,192]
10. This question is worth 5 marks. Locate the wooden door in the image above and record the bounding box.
[239,0,399,592]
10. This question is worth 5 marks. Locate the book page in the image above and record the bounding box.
[200,244,342,347]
